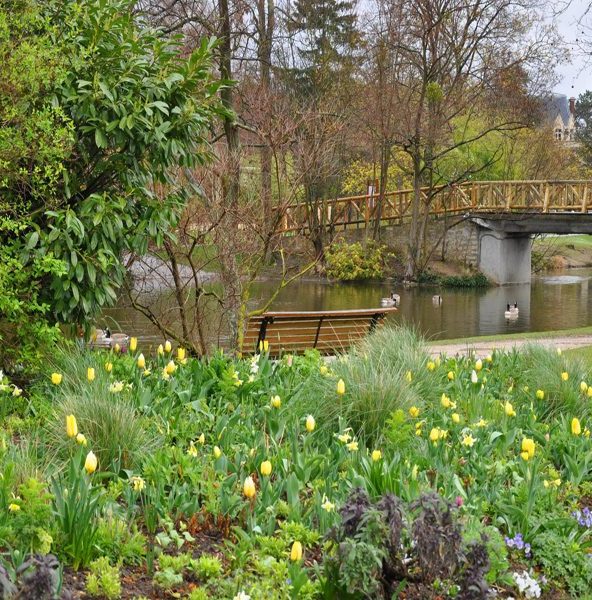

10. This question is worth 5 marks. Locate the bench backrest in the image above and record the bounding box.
[243,308,397,355]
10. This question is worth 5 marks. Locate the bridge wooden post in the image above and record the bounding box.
[542,184,550,213]
[582,187,589,213]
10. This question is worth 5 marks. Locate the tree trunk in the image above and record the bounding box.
[373,141,390,240]
[405,153,422,279]
[218,0,242,349]
[258,0,274,227]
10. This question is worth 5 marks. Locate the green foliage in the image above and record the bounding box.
[0,0,223,372]
[51,454,103,569]
[95,516,146,565]
[440,272,489,288]
[325,240,387,281]
[86,556,122,600]
[532,531,592,596]
[576,91,592,167]
[153,567,184,591]
[191,555,223,581]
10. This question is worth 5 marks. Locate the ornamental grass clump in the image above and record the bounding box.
[294,326,433,441]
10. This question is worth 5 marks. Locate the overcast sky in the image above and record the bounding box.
[554,0,591,96]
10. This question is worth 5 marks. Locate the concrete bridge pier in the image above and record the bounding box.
[477,230,532,285]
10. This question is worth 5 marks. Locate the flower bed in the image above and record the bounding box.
[1,327,592,598]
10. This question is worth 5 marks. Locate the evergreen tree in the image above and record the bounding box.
[576,91,592,167]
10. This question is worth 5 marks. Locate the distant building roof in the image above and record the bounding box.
[544,93,573,127]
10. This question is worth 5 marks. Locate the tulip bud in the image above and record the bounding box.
[260,460,272,476]
[475,359,483,372]
[157,344,164,355]
[290,541,303,561]
[447,371,455,381]
[213,446,222,459]
[177,347,186,362]
[129,337,137,352]
[371,449,382,462]
[137,353,146,369]
[87,367,95,382]
[76,433,87,446]
[51,373,62,385]
[271,395,281,408]
[572,417,582,436]
[104,362,113,373]
[164,340,172,353]
[336,379,345,395]
[305,414,315,432]
[66,414,78,438]
[243,476,256,499]
[113,343,120,353]
[84,451,98,474]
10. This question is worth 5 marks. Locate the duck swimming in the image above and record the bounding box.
[381,292,400,307]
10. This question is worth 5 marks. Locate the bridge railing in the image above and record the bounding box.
[278,180,592,233]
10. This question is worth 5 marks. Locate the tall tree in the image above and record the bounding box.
[372,0,560,279]
[575,90,592,166]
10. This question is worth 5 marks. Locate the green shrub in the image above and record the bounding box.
[95,516,146,565]
[325,240,387,281]
[86,556,122,600]
[440,272,489,287]
[191,554,223,580]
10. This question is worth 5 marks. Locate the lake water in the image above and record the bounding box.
[103,267,592,346]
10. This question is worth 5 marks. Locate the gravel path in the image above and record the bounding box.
[429,335,592,357]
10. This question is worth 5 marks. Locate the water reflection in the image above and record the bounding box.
[104,268,592,344]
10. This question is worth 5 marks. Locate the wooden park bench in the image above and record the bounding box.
[243,308,397,356]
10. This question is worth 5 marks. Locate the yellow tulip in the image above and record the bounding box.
[371,449,382,461]
[429,427,440,442]
[198,433,205,444]
[213,446,222,459]
[447,371,455,381]
[535,389,545,400]
[137,353,146,369]
[8,503,20,512]
[76,433,87,446]
[588,387,592,398]
[177,347,186,362]
[51,373,62,385]
[561,371,569,381]
[271,395,281,408]
[290,541,303,561]
[105,362,113,373]
[157,344,164,355]
[557,347,562,355]
[409,406,420,418]
[306,414,316,432]
[405,370,412,382]
[320,365,328,375]
[451,413,460,424]
[336,379,346,395]
[572,417,582,436]
[165,360,176,375]
[129,337,137,352]
[427,361,435,371]
[475,359,483,371]
[130,476,145,492]
[84,451,98,474]
[243,476,256,499]
[521,437,535,459]
[113,343,121,353]
[66,414,78,438]
[263,340,269,352]
[504,401,516,417]
[520,451,530,461]
[260,460,272,476]
[87,367,95,382]
[165,340,172,353]
[581,381,588,393]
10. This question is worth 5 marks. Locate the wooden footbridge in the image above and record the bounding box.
[278,180,592,234]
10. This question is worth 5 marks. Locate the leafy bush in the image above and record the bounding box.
[325,240,388,281]
[86,557,121,600]
[440,272,489,288]
[323,488,490,599]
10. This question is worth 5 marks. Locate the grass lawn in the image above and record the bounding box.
[437,325,592,346]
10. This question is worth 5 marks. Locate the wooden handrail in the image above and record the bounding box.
[275,180,592,234]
